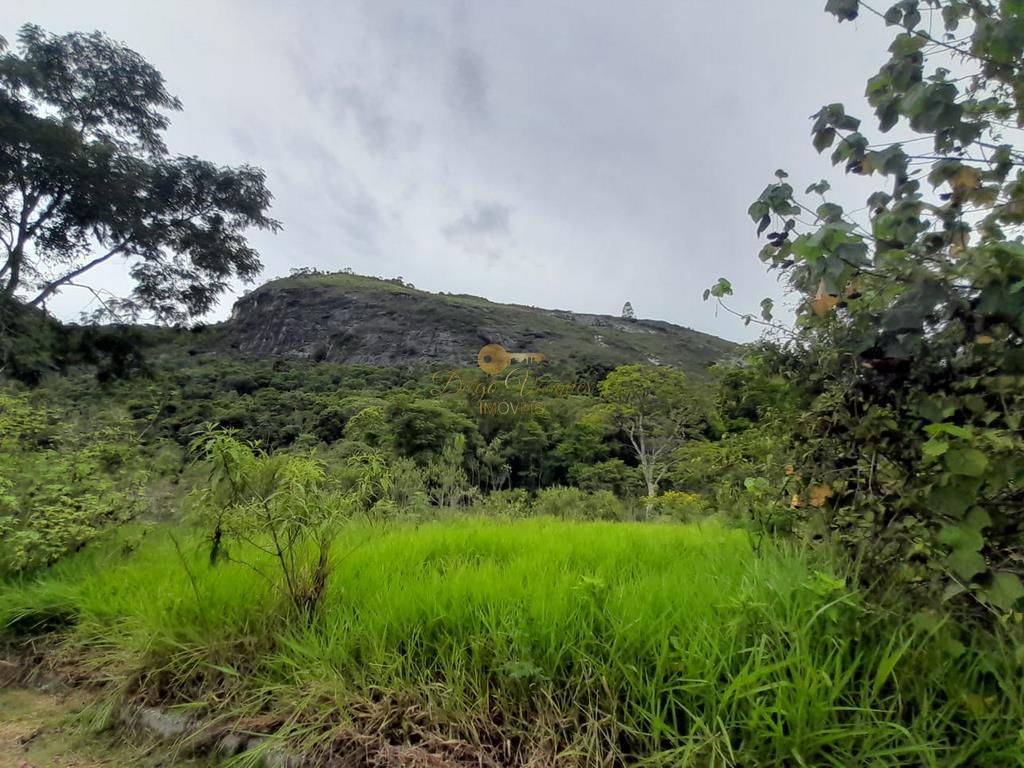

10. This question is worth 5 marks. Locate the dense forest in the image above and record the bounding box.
[2,3,1024,766]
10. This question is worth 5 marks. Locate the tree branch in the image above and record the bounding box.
[64,281,127,322]
[28,240,131,307]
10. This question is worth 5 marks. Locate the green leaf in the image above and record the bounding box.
[965,507,991,532]
[744,476,770,494]
[985,572,1024,611]
[945,448,989,477]
[922,439,949,458]
[825,0,859,21]
[866,191,891,210]
[926,480,979,519]
[938,524,983,553]
[813,127,837,153]
[924,423,972,439]
[941,4,962,30]
[835,114,861,131]
[816,202,845,223]
[947,549,986,580]
[748,200,769,221]
[941,581,967,602]
[871,634,915,696]
[709,278,733,298]
[915,399,956,424]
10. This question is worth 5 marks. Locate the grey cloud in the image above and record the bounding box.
[444,202,510,239]
[444,202,511,259]
[448,47,489,122]
[291,139,384,258]
[284,43,401,155]
[10,0,896,339]
[328,86,395,153]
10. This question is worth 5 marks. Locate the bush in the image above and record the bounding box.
[388,456,428,511]
[0,391,147,573]
[473,489,531,518]
[534,487,625,521]
[187,426,349,615]
[647,491,706,522]
[0,299,61,384]
[569,458,642,497]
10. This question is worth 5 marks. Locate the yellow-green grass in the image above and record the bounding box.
[2,518,1021,766]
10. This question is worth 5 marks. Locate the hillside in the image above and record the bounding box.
[221,271,737,373]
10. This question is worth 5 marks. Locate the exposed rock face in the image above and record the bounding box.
[230,286,502,366]
[222,275,737,372]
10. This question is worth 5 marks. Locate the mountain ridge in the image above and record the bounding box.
[221,270,739,374]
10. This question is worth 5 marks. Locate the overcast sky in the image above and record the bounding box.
[3,1,896,342]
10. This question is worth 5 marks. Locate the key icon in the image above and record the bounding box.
[477,343,546,374]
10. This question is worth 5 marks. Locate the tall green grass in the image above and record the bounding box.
[2,518,1022,766]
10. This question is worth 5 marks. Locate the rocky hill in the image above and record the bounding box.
[220,271,738,374]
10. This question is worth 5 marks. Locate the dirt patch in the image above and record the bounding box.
[0,687,210,768]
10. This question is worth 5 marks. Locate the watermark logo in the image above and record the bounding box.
[427,344,588,417]
[477,343,546,374]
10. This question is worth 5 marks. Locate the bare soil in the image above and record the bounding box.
[0,687,210,768]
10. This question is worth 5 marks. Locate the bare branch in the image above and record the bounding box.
[28,240,131,307]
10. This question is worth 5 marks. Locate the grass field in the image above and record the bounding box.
[2,518,1022,766]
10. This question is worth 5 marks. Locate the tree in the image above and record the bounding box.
[552,405,614,481]
[312,395,385,444]
[506,417,551,490]
[0,25,279,322]
[621,301,635,320]
[569,458,640,497]
[343,405,389,447]
[385,394,477,464]
[427,434,473,507]
[477,435,512,492]
[600,365,711,514]
[725,1,1024,614]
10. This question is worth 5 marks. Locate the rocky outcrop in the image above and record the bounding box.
[229,286,504,366]
[221,274,737,372]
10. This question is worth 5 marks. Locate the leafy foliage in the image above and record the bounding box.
[600,364,713,510]
[733,0,1024,614]
[533,486,627,521]
[0,389,146,572]
[0,24,279,321]
[426,434,475,508]
[187,426,348,615]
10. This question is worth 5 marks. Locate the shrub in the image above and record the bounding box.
[388,456,428,511]
[474,489,531,518]
[569,458,642,497]
[730,2,1024,616]
[187,426,349,616]
[534,487,625,521]
[426,435,474,508]
[0,391,147,573]
[647,490,706,522]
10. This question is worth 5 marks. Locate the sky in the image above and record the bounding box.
[2,1,898,342]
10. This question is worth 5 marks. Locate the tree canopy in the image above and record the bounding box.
[0,24,279,322]
[600,364,712,508]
